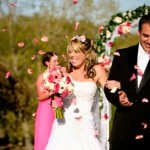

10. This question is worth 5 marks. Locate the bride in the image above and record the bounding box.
[45,35,119,150]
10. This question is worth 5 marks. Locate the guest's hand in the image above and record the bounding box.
[118,91,133,107]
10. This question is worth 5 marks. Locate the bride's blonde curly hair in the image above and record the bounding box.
[66,35,98,79]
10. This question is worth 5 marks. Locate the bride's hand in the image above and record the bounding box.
[105,80,121,89]
[51,100,57,110]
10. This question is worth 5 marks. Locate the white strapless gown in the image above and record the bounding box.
[45,81,102,150]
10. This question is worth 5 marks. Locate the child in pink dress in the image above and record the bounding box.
[34,52,59,150]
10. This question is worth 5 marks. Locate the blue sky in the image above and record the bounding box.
[117,0,150,12]
[3,0,150,17]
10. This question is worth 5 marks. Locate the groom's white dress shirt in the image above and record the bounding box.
[137,43,149,87]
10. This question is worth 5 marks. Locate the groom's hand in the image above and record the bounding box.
[118,91,133,107]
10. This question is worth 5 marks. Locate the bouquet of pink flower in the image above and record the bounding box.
[42,66,74,119]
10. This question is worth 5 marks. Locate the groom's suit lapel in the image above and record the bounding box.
[126,45,138,92]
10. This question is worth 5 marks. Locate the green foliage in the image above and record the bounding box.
[0,63,33,145]
[97,5,150,55]
[111,33,139,53]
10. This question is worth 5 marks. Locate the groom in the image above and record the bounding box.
[104,13,150,150]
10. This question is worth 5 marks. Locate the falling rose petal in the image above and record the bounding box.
[38,50,45,55]
[5,71,11,78]
[134,65,143,76]
[104,113,108,120]
[74,22,79,31]
[18,42,24,47]
[130,73,136,81]
[53,53,58,61]
[98,25,105,33]
[114,52,120,56]
[10,3,17,7]
[134,65,139,69]
[31,54,36,60]
[141,122,148,129]
[73,0,78,4]
[2,28,8,32]
[32,113,36,117]
[41,36,48,42]
[110,86,117,93]
[62,54,67,61]
[135,135,143,140]
[27,68,33,74]
[137,69,143,76]
[34,38,38,44]
[142,98,149,103]
[65,35,69,39]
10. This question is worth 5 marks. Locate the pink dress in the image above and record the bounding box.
[34,98,55,150]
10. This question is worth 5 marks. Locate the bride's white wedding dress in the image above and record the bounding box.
[45,80,102,150]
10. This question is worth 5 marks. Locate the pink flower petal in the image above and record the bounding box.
[34,38,38,44]
[27,68,33,74]
[65,35,69,39]
[18,42,24,47]
[114,52,120,56]
[38,50,45,55]
[142,98,149,103]
[134,65,139,69]
[135,135,143,140]
[137,69,143,76]
[73,0,78,4]
[31,54,36,60]
[141,122,148,129]
[10,3,16,7]
[41,36,48,42]
[5,71,11,78]
[62,54,67,61]
[74,22,79,31]
[134,65,143,76]
[98,25,105,33]
[130,73,136,81]
[32,112,36,117]
[2,28,8,32]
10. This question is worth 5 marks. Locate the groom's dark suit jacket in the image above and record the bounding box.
[104,44,150,149]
